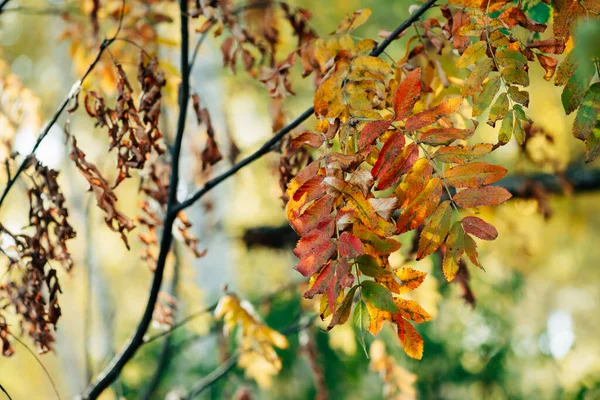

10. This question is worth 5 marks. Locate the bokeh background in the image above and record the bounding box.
[1,0,600,399]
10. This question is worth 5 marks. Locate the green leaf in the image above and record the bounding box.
[498,110,514,144]
[562,69,594,115]
[496,49,527,69]
[502,67,530,86]
[356,254,394,278]
[353,298,370,357]
[473,75,501,117]
[573,83,600,141]
[361,281,398,312]
[508,86,529,106]
[488,92,509,126]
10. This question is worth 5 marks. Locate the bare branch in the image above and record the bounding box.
[175,0,438,214]
[0,383,12,400]
[81,0,191,397]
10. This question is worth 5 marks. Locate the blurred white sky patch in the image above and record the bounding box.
[547,310,575,360]
[13,123,65,169]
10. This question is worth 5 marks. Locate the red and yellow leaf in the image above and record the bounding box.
[396,178,442,234]
[444,162,507,188]
[405,97,463,130]
[453,186,512,208]
[416,200,453,260]
[393,68,421,120]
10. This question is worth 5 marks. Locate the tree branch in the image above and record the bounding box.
[0,0,12,14]
[81,0,191,397]
[0,38,115,210]
[174,0,438,214]
[82,2,437,396]
[0,384,12,400]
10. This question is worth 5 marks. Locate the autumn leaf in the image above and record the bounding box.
[359,120,392,149]
[536,53,558,81]
[462,59,494,96]
[328,286,359,330]
[488,92,509,127]
[344,185,396,237]
[405,98,463,130]
[456,41,487,68]
[397,178,442,234]
[464,234,482,268]
[393,68,421,120]
[396,158,432,208]
[461,216,498,240]
[366,301,390,335]
[442,221,466,281]
[393,298,432,324]
[395,317,424,360]
[353,225,402,255]
[453,186,512,208]
[295,240,336,277]
[393,267,427,294]
[420,127,475,146]
[434,144,493,164]
[417,200,453,260]
[373,142,419,191]
[335,8,372,33]
[357,255,394,278]
[444,162,507,188]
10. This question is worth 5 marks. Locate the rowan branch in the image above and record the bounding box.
[174,0,438,214]
[0,0,12,14]
[81,0,190,397]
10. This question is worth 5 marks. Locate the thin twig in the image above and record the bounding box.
[0,384,12,400]
[0,0,12,14]
[0,40,115,210]
[175,0,438,214]
[81,0,190,397]
[10,334,61,400]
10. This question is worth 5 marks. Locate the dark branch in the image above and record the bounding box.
[174,0,438,214]
[0,384,12,400]
[0,0,12,14]
[241,165,600,249]
[81,0,191,398]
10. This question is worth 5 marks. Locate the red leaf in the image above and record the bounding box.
[373,142,419,190]
[359,120,392,149]
[461,216,498,240]
[295,240,336,277]
[405,97,462,130]
[393,68,421,120]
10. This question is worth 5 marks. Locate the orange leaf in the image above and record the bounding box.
[327,286,359,330]
[461,216,498,240]
[420,127,475,146]
[374,142,419,190]
[372,130,405,178]
[396,158,432,208]
[392,267,427,294]
[289,195,334,235]
[396,178,442,234]
[395,317,424,359]
[344,185,396,237]
[453,186,512,208]
[536,53,558,81]
[405,97,462,130]
[393,298,432,323]
[353,224,401,255]
[366,301,391,335]
[393,68,421,120]
[464,234,482,269]
[416,200,453,260]
[444,162,507,188]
